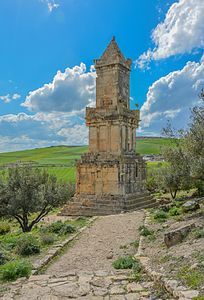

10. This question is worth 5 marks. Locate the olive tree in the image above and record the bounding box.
[161,89,204,198]
[0,167,74,232]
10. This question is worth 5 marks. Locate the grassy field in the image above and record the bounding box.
[0,138,170,182]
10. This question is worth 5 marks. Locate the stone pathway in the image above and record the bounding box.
[45,211,144,275]
[0,212,174,300]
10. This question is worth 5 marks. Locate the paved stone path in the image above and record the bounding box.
[0,212,174,300]
[45,212,144,275]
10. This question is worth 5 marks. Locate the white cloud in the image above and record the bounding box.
[22,63,96,113]
[140,58,204,134]
[0,111,88,152]
[0,93,21,103]
[137,0,204,68]
[57,124,88,146]
[41,0,60,12]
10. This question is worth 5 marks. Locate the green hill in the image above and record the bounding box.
[0,138,169,182]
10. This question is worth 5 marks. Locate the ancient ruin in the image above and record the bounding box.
[61,37,155,216]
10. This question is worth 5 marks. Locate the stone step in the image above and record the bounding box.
[62,196,154,213]
[60,197,157,216]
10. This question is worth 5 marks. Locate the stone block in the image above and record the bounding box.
[164,223,195,248]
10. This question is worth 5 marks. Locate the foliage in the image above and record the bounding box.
[1,235,19,250]
[59,224,76,235]
[47,221,64,233]
[153,209,168,222]
[130,240,139,248]
[138,225,154,237]
[48,221,76,235]
[0,222,11,235]
[40,233,55,245]
[177,266,204,289]
[192,228,204,239]
[0,167,73,232]
[113,256,136,269]
[16,235,40,256]
[0,252,8,266]
[161,90,204,198]
[168,206,182,216]
[0,259,31,281]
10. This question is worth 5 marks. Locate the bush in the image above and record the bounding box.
[59,224,76,235]
[113,256,136,269]
[41,234,55,245]
[138,225,154,237]
[0,252,8,265]
[48,221,76,235]
[193,229,204,239]
[153,209,168,222]
[48,221,64,234]
[168,206,182,216]
[0,259,31,281]
[0,222,11,235]
[16,235,40,256]
[2,235,19,250]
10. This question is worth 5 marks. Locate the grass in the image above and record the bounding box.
[177,266,204,289]
[0,215,89,282]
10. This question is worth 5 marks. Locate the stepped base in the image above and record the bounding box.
[60,192,157,216]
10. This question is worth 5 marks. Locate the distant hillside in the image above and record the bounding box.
[0,138,170,181]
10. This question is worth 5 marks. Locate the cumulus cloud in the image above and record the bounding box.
[57,124,88,146]
[41,0,60,12]
[140,58,204,134]
[0,111,88,152]
[0,93,21,103]
[22,63,96,113]
[137,0,204,69]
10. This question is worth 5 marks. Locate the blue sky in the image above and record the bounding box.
[0,0,203,151]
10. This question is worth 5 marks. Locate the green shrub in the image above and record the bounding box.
[48,221,64,234]
[177,266,204,289]
[48,221,76,235]
[113,256,135,269]
[41,234,55,245]
[0,259,31,281]
[193,229,204,239]
[2,235,19,250]
[193,296,204,300]
[132,259,143,281]
[0,253,8,265]
[0,222,11,235]
[130,240,139,248]
[16,235,40,256]
[59,224,76,235]
[168,206,182,216]
[138,225,154,237]
[153,210,168,222]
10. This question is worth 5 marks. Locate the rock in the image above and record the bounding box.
[125,293,140,300]
[178,289,199,298]
[164,223,195,248]
[52,282,78,298]
[110,285,125,295]
[91,277,112,289]
[126,283,144,293]
[182,200,200,213]
[106,252,113,259]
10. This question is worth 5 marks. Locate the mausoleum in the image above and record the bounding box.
[61,37,155,216]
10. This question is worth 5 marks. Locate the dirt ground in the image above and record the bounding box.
[142,204,204,295]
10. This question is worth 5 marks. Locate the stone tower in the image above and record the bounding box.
[61,37,155,216]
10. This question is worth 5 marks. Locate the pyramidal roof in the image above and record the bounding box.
[95,37,130,67]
